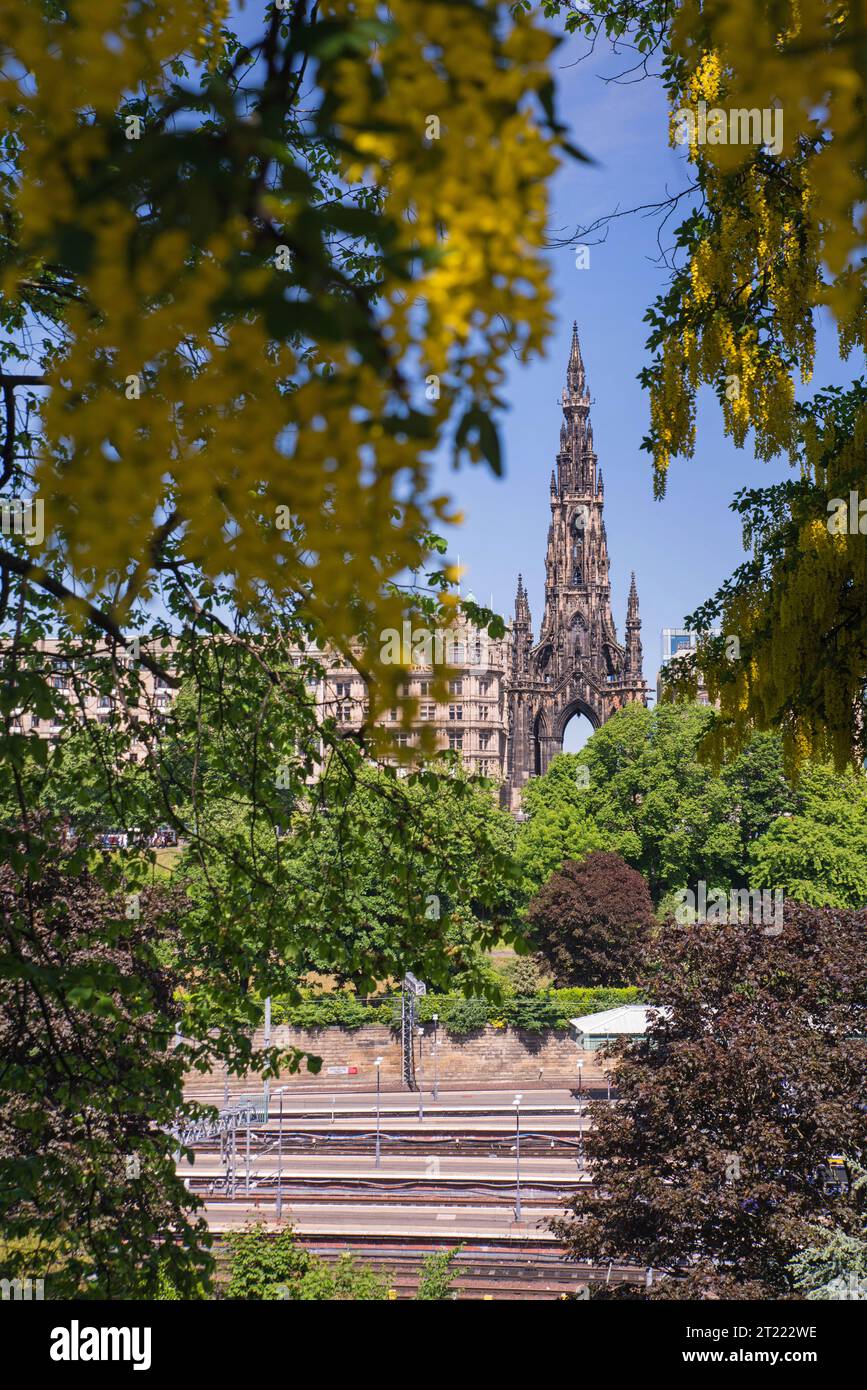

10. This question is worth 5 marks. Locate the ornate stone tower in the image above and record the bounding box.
[504,323,647,809]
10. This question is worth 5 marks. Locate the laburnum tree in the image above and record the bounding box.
[526,850,653,986]
[0,0,573,1290]
[1,0,566,684]
[553,903,867,1299]
[536,1,867,769]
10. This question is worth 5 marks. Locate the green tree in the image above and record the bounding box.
[788,1161,867,1300]
[748,766,867,908]
[519,705,758,901]
[225,1224,388,1301]
[515,797,608,898]
[225,1225,311,1300]
[415,1246,466,1300]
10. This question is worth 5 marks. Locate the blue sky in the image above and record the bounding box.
[430,29,864,709]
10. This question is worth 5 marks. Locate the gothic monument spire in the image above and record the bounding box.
[504,322,647,809]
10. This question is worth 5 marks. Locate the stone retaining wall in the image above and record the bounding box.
[185,1024,606,1100]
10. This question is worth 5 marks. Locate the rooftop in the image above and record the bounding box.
[569,1005,668,1036]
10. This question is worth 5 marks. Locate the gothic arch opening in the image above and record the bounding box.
[561,708,594,755]
[555,697,600,759]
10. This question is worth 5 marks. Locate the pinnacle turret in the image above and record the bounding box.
[514,572,532,627]
[627,571,640,623]
[625,571,643,678]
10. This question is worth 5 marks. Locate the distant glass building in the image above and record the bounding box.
[661,628,699,662]
[657,628,715,706]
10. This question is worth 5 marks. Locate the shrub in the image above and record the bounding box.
[495,955,546,994]
[268,986,644,1035]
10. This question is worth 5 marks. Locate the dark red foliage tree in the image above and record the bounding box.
[552,903,867,1299]
[527,850,653,986]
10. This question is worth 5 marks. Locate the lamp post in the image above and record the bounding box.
[275,1085,289,1221]
[229,1111,237,1198]
[263,995,272,1124]
[417,1026,425,1123]
[245,1107,252,1196]
[432,1013,439,1101]
[513,1093,523,1222]
[373,1057,383,1168]
[576,1057,584,1097]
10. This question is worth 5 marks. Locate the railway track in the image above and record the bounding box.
[178,1083,609,1295]
[209,1233,640,1300]
[188,1128,585,1158]
[189,1176,589,1204]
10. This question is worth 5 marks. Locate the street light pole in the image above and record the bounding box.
[276,1086,288,1222]
[513,1093,523,1222]
[374,1057,383,1168]
[432,1013,439,1101]
[263,995,272,1123]
[417,1027,425,1123]
[229,1113,237,1198]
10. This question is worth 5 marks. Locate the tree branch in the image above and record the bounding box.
[0,548,178,686]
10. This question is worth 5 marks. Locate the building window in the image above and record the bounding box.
[478,704,489,719]
[395,731,412,748]
[448,679,463,695]
[448,731,463,751]
[416,680,430,696]
[420,703,436,720]
[335,681,352,698]
[479,731,491,750]
[448,704,463,721]
[388,708,398,721]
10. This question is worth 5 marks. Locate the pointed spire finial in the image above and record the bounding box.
[567,319,587,397]
[627,571,640,623]
[514,572,531,627]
